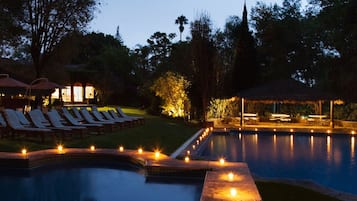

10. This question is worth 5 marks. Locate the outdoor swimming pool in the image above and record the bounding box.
[0,164,203,201]
[196,131,357,195]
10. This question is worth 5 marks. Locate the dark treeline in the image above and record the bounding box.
[1,0,356,121]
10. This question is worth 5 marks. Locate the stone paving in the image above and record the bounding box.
[0,147,262,201]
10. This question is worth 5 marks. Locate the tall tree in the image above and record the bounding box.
[310,0,357,100]
[146,31,176,75]
[190,14,216,121]
[0,0,24,57]
[22,0,98,78]
[232,3,259,94]
[175,15,188,41]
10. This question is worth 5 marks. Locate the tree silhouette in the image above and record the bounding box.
[22,0,97,78]
[232,3,259,94]
[175,15,188,41]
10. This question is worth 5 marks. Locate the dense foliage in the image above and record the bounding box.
[1,0,356,120]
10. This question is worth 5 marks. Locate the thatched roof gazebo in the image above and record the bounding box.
[236,79,338,127]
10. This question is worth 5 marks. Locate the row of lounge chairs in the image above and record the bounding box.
[0,107,144,142]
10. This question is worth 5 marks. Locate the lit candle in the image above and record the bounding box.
[230,188,237,197]
[219,158,225,165]
[138,148,143,154]
[90,145,95,151]
[21,148,27,155]
[228,172,234,181]
[57,145,63,153]
[184,156,190,162]
[155,151,160,158]
[119,146,124,152]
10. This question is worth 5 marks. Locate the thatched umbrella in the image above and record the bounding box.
[236,79,338,127]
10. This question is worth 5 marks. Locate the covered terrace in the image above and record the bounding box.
[234,79,340,130]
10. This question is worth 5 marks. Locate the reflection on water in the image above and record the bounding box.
[198,133,357,195]
[0,167,202,201]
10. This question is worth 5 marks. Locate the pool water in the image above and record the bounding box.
[197,132,357,195]
[0,165,203,201]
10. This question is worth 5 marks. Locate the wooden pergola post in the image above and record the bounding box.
[240,98,245,127]
[330,100,334,128]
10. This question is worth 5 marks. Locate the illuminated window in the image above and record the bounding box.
[51,88,60,99]
[62,86,71,102]
[85,86,94,99]
[73,86,83,102]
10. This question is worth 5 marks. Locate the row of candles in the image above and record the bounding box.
[20,145,161,159]
[235,127,357,135]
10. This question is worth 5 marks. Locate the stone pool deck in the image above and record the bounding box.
[0,148,262,201]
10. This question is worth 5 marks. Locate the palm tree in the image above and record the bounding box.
[175,15,188,41]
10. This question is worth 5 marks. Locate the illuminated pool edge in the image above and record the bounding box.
[0,146,262,201]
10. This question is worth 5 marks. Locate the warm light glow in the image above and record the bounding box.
[230,188,237,197]
[192,145,196,149]
[219,158,225,165]
[196,140,199,145]
[273,128,276,132]
[57,145,63,153]
[184,156,190,162]
[352,137,355,158]
[224,128,227,131]
[210,127,213,131]
[187,150,190,155]
[90,145,95,151]
[239,127,242,131]
[327,130,331,134]
[228,172,234,181]
[119,146,124,152]
[254,128,258,131]
[352,131,356,135]
[310,129,314,133]
[155,151,160,158]
[85,86,95,99]
[21,148,27,155]
[290,129,294,132]
[138,148,143,154]
[73,86,83,102]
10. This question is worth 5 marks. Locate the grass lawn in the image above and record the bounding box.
[0,107,199,154]
[0,106,343,201]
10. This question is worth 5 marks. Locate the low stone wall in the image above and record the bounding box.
[336,120,357,128]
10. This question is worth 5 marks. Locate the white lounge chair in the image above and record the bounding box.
[3,109,53,142]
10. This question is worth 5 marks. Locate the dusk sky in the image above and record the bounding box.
[89,0,286,48]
